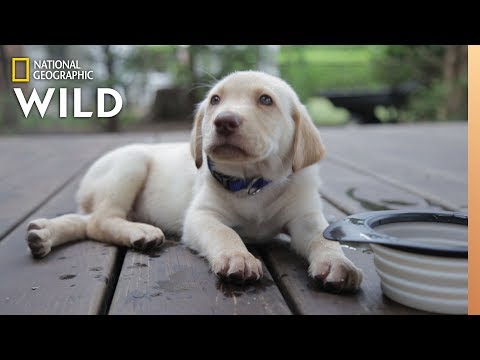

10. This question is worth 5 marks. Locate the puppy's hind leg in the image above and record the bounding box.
[27,146,164,258]
[27,214,90,258]
[84,150,165,251]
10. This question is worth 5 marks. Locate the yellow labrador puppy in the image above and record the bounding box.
[26,71,362,292]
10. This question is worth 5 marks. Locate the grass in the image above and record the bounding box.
[279,45,374,64]
[279,45,390,126]
[279,45,383,101]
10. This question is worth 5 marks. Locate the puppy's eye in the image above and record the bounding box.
[210,95,221,105]
[259,94,273,106]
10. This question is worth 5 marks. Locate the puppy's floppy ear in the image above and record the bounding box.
[292,101,326,172]
[190,100,206,168]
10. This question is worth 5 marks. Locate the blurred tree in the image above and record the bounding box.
[123,45,175,73]
[102,45,118,132]
[0,45,16,128]
[122,45,186,122]
[372,45,467,120]
[122,45,176,110]
[442,45,467,119]
[46,45,68,59]
[174,46,263,102]
[144,45,267,122]
[0,45,24,130]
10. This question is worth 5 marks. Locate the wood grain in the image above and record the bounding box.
[0,178,121,314]
[263,199,428,315]
[263,244,429,315]
[109,242,291,315]
[0,134,153,240]
[319,160,448,214]
[0,124,466,315]
[321,123,467,178]
[320,123,467,209]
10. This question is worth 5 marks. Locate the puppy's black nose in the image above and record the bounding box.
[214,111,241,136]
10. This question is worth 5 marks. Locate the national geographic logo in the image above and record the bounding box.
[11,57,94,82]
[11,57,29,82]
[10,57,123,118]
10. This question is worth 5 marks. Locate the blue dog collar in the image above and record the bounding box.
[207,157,271,195]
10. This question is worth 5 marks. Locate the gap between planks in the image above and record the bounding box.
[0,176,123,314]
[259,200,429,315]
[108,242,291,315]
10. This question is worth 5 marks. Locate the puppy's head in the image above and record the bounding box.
[191,71,325,172]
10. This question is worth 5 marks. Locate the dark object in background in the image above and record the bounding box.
[149,87,196,122]
[317,82,418,124]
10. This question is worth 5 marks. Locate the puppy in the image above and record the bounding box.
[26,71,363,292]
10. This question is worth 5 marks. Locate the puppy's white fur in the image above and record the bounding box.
[26,71,362,292]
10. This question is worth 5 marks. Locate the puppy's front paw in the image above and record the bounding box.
[129,223,165,251]
[26,219,53,258]
[309,251,363,293]
[212,250,263,283]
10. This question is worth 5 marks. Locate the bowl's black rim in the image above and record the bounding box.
[323,210,468,258]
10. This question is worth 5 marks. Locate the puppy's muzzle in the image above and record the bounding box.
[214,111,242,137]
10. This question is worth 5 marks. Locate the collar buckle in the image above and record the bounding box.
[247,177,263,195]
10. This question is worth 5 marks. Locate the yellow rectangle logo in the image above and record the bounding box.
[11,57,30,82]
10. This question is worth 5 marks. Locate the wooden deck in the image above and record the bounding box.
[0,123,467,315]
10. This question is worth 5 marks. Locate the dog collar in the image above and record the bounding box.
[207,157,272,195]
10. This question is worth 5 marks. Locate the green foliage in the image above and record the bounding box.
[374,105,399,123]
[158,45,265,103]
[371,45,445,85]
[279,45,380,101]
[279,45,467,122]
[306,97,349,126]
[372,45,467,121]
[124,45,176,73]
[202,45,260,76]
[402,80,447,121]
[171,46,262,99]
[3,45,466,134]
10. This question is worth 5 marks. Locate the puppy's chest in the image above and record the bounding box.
[228,195,287,240]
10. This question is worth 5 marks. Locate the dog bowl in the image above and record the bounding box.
[323,210,467,314]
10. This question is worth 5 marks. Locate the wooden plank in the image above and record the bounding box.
[319,123,467,210]
[318,160,448,214]
[263,199,428,315]
[0,135,152,240]
[0,177,121,315]
[0,137,59,182]
[263,244,429,315]
[321,123,467,181]
[318,124,467,210]
[109,242,291,315]
[325,154,466,211]
[261,186,432,315]
[267,189,433,314]
[321,197,348,223]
